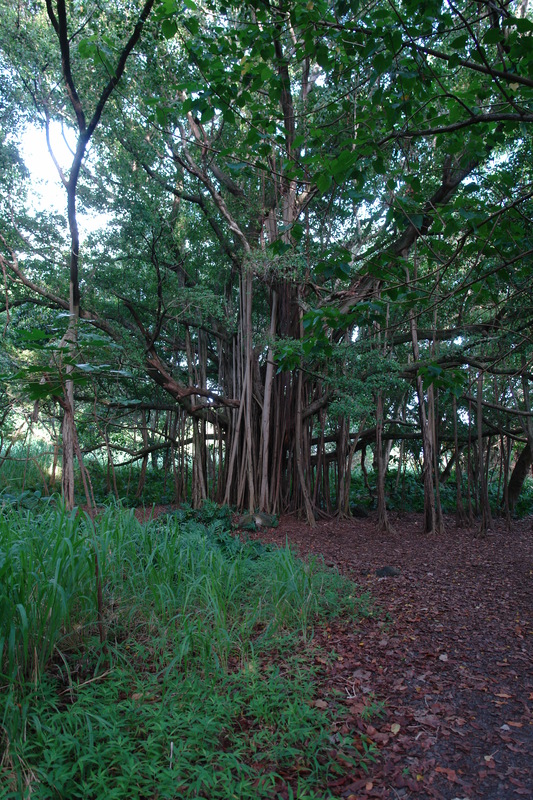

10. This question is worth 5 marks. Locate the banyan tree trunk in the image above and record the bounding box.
[477,371,492,535]
[453,397,468,526]
[409,316,438,534]
[506,442,532,512]
[259,290,278,512]
[375,391,392,533]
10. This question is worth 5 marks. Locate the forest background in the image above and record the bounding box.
[1,0,533,533]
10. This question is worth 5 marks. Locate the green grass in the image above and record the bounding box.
[0,503,95,681]
[0,502,377,799]
[2,648,362,799]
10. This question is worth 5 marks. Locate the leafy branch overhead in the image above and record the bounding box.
[0,0,532,522]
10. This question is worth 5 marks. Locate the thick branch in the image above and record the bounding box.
[0,243,116,338]
[121,297,237,423]
[46,0,86,133]
[411,43,533,90]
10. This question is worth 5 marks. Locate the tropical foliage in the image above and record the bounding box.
[1,0,532,531]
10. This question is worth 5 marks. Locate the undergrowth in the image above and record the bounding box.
[349,467,533,518]
[0,502,377,799]
[3,441,533,517]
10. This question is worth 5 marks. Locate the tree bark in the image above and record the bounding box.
[408,280,437,534]
[376,391,392,533]
[477,371,493,534]
[453,397,468,526]
[259,290,277,511]
[506,442,532,512]
[45,0,155,509]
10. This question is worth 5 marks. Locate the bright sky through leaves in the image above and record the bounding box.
[20,122,110,235]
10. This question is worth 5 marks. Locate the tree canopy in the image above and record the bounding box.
[1,0,532,528]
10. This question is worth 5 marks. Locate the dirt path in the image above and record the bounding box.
[249,513,533,800]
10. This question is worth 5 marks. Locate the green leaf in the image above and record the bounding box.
[316,172,332,195]
[17,329,51,342]
[269,240,291,256]
[511,16,533,32]
[331,150,358,180]
[78,38,97,60]
[200,105,215,123]
[482,28,503,45]
[447,52,461,68]
[156,105,171,125]
[450,34,468,49]
[75,363,100,372]
[161,19,178,39]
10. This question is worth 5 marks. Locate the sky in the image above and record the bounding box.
[20,121,73,216]
[19,121,111,236]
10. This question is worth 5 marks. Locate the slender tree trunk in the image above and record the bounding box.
[501,435,511,530]
[405,258,438,533]
[46,0,155,510]
[336,414,349,515]
[223,360,247,507]
[376,391,392,533]
[312,408,326,510]
[477,370,492,534]
[340,416,367,516]
[429,385,444,534]
[506,442,532,512]
[192,420,208,507]
[295,365,315,525]
[185,328,208,508]
[453,397,468,526]
[428,281,444,534]
[467,393,474,523]
[496,435,503,503]
[50,439,59,489]
[136,411,149,499]
[61,380,76,509]
[259,290,277,511]
[361,446,373,502]
[243,265,256,511]
[396,397,407,491]
[409,318,437,533]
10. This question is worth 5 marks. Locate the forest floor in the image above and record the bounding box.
[134,506,533,799]
[240,512,533,800]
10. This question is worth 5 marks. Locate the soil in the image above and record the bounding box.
[241,512,533,800]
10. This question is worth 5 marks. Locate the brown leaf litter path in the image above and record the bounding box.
[245,513,533,800]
